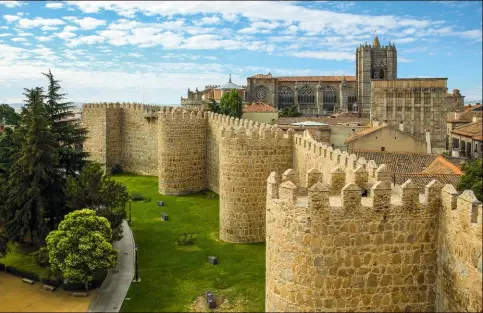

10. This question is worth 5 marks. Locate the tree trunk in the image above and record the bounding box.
[84,281,88,292]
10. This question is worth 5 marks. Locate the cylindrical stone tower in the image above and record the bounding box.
[157,109,207,195]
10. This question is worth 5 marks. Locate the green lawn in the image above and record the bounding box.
[0,243,49,278]
[113,174,266,312]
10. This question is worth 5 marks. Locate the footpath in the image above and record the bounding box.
[88,220,135,313]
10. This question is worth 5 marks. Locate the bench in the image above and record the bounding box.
[72,292,88,297]
[43,284,56,291]
[22,278,35,285]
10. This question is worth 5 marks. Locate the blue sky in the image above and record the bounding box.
[0,0,481,105]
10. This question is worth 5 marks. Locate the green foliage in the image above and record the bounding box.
[279,104,302,117]
[130,192,146,201]
[32,246,50,267]
[175,233,197,246]
[0,104,21,125]
[2,87,59,245]
[0,232,9,258]
[46,209,118,287]
[207,99,220,114]
[219,89,243,118]
[64,162,129,241]
[457,159,482,201]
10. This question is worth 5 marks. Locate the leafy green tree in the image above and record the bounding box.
[42,70,89,177]
[46,209,118,291]
[0,231,8,258]
[207,99,220,114]
[2,87,59,245]
[457,159,482,201]
[0,104,21,125]
[64,162,129,241]
[220,89,243,118]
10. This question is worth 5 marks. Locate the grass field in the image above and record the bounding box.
[113,174,266,312]
[0,243,49,279]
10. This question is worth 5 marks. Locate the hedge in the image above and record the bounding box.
[0,263,5,271]
[6,265,39,281]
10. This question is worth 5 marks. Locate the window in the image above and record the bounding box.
[405,92,412,101]
[423,93,431,104]
[380,68,385,79]
[371,68,376,79]
[387,93,393,101]
[381,147,385,152]
[255,86,267,101]
[387,106,393,112]
[348,95,357,103]
[298,85,315,104]
[396,106,402,112]
[424,107,431,113]
[405,105,412,111]
[278,86,293,108]
[414,92,421,104]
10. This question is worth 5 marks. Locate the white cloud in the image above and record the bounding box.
[11,37,27,42]
[37,36,52,42]
[18,17,65,28]
[63,25,78,32]
[460,29,482,41]
[196,15,220,25]
[56,31,76,40]
[66,35,105,47]
[0,33,13,37]
[45,2,64,9]
[72,17,107,30]
[41,25,59,31]
[0,1,25,8]
[3,14,21,23]
[128,52,143,58]
[392,37,415,44]
[399,57,414,63]
[288,51,354,61]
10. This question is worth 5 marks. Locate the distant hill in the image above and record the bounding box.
[465,99,482,105]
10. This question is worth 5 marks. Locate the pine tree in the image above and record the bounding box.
[42,69,88,177]
[4,87,59,245]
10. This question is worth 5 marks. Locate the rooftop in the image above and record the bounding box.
[215,75,245,90]
[290,121,330,127]
[350,150,442,173]
[394,173,462,192]
[345,124,387,143]
[248,73,356,82]
[242,102,278,113]
[451,121,483,139]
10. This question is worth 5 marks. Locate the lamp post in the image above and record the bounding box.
[133,244,140,282]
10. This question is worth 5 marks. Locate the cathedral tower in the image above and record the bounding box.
[356,36,397,115]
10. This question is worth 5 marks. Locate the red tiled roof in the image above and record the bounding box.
[465,103,482,112]
[447,111,482,122]
[422,155,463,175]
[243,102,278,113]
[247,73,356,82]
[277,76,356,82]
[451,121,482,139]
[350,150,440,173]
[345,124,388,143]
[395,173,462,192]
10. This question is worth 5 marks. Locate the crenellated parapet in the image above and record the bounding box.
[266,167,482,312]
[292,131,390,192]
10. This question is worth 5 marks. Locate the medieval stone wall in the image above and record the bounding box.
[82,103,107,166]
[266,169,482,312]
[436,186,482,312]
[219,119,293,243]
[121,104,160,175]
[157,108,207,195]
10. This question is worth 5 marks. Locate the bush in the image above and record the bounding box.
[32,246,49,267]
[176,233,197,246]
[111,164,123,175]
[130,192,145,201]
[6,265,39,281]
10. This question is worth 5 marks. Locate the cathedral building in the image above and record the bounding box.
[181,36,465,150]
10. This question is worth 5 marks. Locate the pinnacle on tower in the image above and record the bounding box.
[229,74,232,83]
[373,36,381,48]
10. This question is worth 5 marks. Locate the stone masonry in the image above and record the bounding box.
[82,103,482,312]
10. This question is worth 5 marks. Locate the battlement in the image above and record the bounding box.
[82,102,164,111]
[157,108,206,121]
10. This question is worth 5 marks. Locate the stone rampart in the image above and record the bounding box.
[436,185,482,312]
[219,121,293,243]
[293,130,391,192]
[266,169,482,312]
[157,108,207,195]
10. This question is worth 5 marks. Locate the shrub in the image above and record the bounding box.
[32,246,50,267]
[176,233,197,246]
[111,164,123,175]
[130,192,145,201]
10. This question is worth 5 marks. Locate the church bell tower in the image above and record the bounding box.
[356,36,397,116]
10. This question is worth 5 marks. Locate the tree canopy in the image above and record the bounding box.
[0,104,21,126]
[457,159,482,201]
[46,209,118,290]
[219,89,243,118]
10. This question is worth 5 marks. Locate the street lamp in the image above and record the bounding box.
[133,244,140,283]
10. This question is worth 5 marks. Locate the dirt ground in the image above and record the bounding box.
[0,272,95,312]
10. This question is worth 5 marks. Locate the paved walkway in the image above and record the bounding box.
[88,220,135,313]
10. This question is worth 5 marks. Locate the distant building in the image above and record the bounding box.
[345,122,430,153]
[242,102,279,124]
[449,118,482,159]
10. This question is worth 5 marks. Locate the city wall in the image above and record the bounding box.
[82,104,482,312]
[266,169,482,312]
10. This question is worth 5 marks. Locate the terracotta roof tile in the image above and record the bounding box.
[465,104,482,112]
[447,111,482,122]
[243,102,278,113]
[345,124,388,143]
[395,173,461,192]
[422,155,463,174]
[248,73,273,79]
[277,76,356,82]
[350,150,439,173]
[451,121,482,138]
